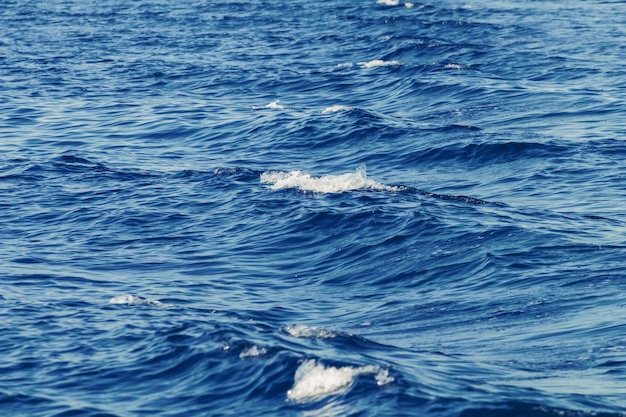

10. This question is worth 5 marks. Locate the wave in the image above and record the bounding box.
[4,0,626,414]
[285,324,340,339]
[321,104,354,114]
[239,345,268,359]
[376,0,415,8]
[287,359,393,403]
[357,59,402,69]
[401,140,572,168]
[260,165,403,193]
[252,100,285,110]
[335,59,403,70]
[108,294,173,308]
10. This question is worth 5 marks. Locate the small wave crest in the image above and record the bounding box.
[108,294,173,308]
[239,345,268,359]
[376,0,415,7]
[287,359,393,403]
[260,165,402,194]
[252,100,285,110]
[321,105,353,114]
[358,59,401,69]
[285,324,338,339]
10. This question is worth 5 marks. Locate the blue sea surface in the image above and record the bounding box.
[1,0,625,415]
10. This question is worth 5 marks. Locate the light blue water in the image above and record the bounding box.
[1,1,625,416]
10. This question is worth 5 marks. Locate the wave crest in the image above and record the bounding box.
[287,359,393,403]
[260,165,402,193]
[108,294,173,308]
[358,59,401,69]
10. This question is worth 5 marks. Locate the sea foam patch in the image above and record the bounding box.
[287,359,393,403]
[321,104,353,114]
[358,59,401,69]
[108,294,173,308]
[285,324,338,339]
[260,166,401,194]
[239,345,268,359]
[376,0,415,7]
[252,100,285,110]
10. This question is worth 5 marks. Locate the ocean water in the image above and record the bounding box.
[1,0,625,415]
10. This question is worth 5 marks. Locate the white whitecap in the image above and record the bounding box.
[287,359,393,403]
[108,294,137,304]
[108,294,173,308]
[260,165,401,194]
[444,63,464,70]
[358,59,401,69]
[252,100,285,110]
[321,105,353,114]
[375,368,394,385]
[285,324,338,339]
[376,0,414,7]
[239,345,268,359]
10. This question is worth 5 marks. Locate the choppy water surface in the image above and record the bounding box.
[1,0,625,416]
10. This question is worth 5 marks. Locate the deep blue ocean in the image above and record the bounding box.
[1,0,626,415]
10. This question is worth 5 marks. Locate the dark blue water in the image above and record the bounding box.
[2,0,626,415]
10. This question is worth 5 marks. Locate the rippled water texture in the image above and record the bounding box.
[1,0,625,416]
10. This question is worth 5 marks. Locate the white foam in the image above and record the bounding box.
[252,100,285,110]
[444,63,464,70]
[108,294,173,308]
[285,324,338,339]
[358,59,401,69]
[375,368,394,385]
[321,105,353,114]
[260,165,402,194]
[376,0,414,6]
[287,359,393,403]
[239,345,268,359]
